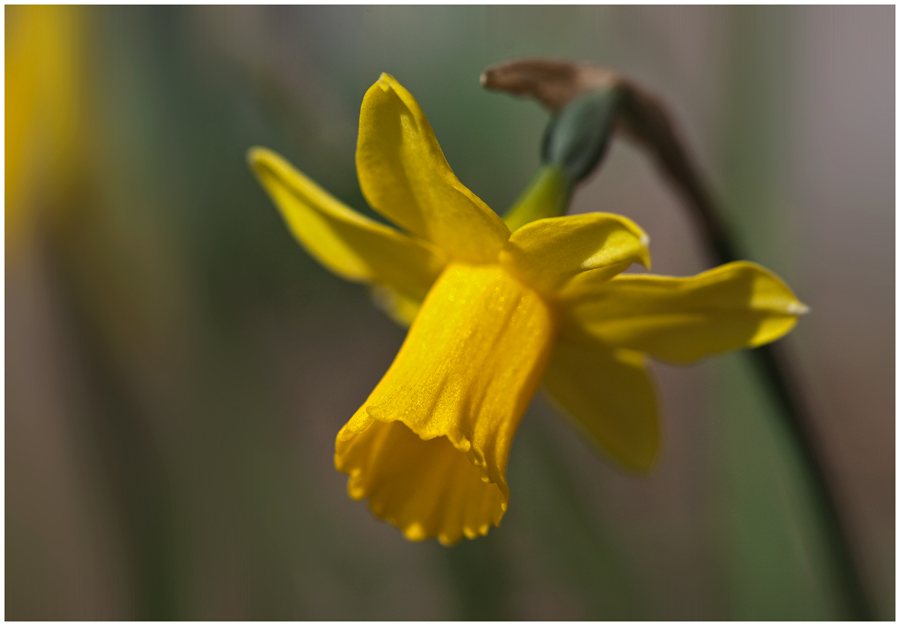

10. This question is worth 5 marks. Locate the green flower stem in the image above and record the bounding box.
[502,164,572,231]
[631,134,874,620]
[485,58,872,619]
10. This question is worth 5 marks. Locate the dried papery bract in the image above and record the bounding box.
[481,58,677,150]
[481,58,680,151]
[480,59,619,113]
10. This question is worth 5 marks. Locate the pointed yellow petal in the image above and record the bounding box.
[356,74,510,263]
[335,263,555,544]
[249,147,445,304]
[543,339,659,472]
[499,213,650,295]
[562,261,808,364]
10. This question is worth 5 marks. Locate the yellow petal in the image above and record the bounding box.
[356,74,510,263]
[369,285,423,327]
[249,147,445,304]
[543,339,659,472]
[335,263,555,544]
[499,213,650,295]
[562,261,808,364]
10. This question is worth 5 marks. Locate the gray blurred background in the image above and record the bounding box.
[6,6,894,619]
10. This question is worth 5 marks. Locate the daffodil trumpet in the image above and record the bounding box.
[249,73,806,545]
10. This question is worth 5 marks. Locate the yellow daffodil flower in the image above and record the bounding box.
[249,73,807,546]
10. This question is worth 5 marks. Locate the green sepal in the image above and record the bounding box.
[542,89,619,184]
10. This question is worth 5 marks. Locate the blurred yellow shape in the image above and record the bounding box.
[6,5,85,254]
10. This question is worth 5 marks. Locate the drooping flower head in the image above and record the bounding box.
[249,74,806,545]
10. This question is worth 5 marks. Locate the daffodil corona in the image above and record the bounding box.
[249,73,807,545]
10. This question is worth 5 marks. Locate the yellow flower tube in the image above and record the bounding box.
[337,264,554,545]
